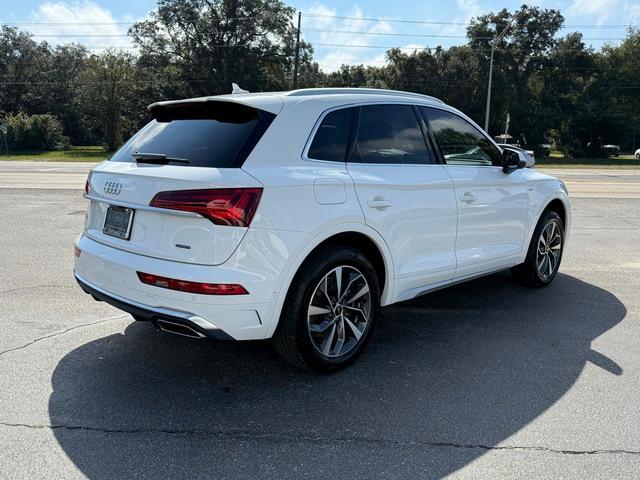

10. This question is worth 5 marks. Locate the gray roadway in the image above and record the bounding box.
[1,162,639,478]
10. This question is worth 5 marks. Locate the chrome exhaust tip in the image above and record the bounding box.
[156,319,205,339]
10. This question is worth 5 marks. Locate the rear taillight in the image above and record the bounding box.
[74,245,81,257]
[149,188,262,227]
[84,178,89,194]
[137,272,248,295]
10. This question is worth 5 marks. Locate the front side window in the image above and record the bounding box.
[351,104,432,165]
[307,108,352,162]
[421,107,502,167]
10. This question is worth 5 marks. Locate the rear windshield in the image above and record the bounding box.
[110,102,275,168]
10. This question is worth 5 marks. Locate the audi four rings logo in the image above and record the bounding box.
[103,181,122,196]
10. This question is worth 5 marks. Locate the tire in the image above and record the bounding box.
[273,246,380,373]
[511,211,565,288]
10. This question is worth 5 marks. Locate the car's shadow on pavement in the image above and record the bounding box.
[49,272,626,479]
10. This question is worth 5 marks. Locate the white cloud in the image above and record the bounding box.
[626,1,640,21]
[567,0,620,24]
[27,1,133,51]
[305,3,394,72]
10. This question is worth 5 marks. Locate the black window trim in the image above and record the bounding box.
[419,105,504,168]
[302,104,356,163]
[302,101,446,167]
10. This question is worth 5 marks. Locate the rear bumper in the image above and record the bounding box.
[73,234,288,340]
[76,274,233,341]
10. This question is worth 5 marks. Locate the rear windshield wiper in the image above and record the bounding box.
[132,152,190,165]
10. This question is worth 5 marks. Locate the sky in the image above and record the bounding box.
[2,0,640,72]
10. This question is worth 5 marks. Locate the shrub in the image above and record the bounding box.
[5,113,67,151]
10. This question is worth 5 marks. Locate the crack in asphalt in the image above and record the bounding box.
[0,315,129,357]
[0,422,638,456]
[0,285,75,295]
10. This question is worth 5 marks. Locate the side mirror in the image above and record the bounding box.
[501,148,528,174]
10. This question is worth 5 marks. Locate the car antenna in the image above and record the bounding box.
[231,83,249,94]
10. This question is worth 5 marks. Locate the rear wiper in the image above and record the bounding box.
[132,152,190,164]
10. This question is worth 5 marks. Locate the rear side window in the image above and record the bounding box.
[307,108,352,162]
[110,102,275,168]
[420,107,502,167]
[351,104,432,165]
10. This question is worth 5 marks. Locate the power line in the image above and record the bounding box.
[2,14,638,29]
[0,15,268,27]
[303,13,638,29]
[312,42,612,52]
[303,27,631,41]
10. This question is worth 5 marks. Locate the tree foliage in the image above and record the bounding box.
[128,0,314,96]
[1,3,639,155]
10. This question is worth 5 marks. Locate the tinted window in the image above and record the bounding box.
[307,108,352,162]
[110,103,273,168]
[421,107,502,167]
[352,105,432,164]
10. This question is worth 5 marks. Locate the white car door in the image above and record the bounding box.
[420,106,529,280]
[345,104,458,300]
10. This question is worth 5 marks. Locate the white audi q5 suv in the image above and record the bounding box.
[75,88,571,372]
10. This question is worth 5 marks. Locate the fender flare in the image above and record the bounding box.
[523,192,571,258]
[263,222,395,338]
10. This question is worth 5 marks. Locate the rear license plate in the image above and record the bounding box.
[103,205,134,240]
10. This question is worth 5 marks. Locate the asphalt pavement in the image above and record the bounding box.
[1,162,639,479]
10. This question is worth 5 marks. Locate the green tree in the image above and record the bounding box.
[78,51,143,151]
[597,28,640,151]
[467,5,564,145]
[0,27,52,114]
[129,0,314,96]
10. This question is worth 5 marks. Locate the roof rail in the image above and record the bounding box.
[285,87,444,104]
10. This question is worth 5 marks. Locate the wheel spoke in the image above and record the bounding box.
[320,323,337,356]
[343,305,369,321]
[539,234,547,246]
[308,305,331,316]
[334,267,342,298]
[346,284,370,305]
[538,255,547,274]
[319,277,334,308]
[547,253,554,275]
[344,317,363,341]
[337,274,364,304]
[309,319,334,333]
[333,318,346,355]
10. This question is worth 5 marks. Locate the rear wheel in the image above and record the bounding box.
[511,211,564,287]
[273,246,380,373]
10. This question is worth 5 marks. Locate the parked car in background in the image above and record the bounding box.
[603,144,620,157]
[74,87,571,372]
[539,144,551,157]
[497,143,535,165]
[635,148,640,159]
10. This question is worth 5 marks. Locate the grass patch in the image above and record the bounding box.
[536,152,640,168]
[0,145,110,162]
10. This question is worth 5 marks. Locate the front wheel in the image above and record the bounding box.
[511,211,565,287]
[273,246,380,373]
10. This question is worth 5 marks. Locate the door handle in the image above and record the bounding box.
[367,198,392,210]
[460,192,478,203]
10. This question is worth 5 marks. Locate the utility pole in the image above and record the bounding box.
[484,18,515,133]
[504,112,510,140]
[1,121,8,158]
[292,11,302,90]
